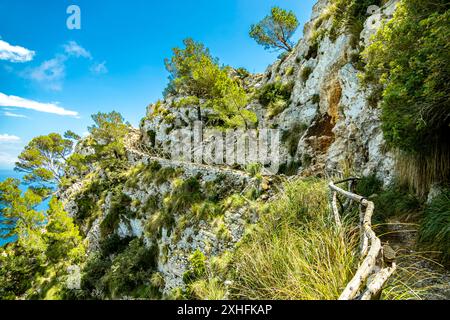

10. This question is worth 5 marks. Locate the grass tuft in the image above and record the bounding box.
[230,178,359,300]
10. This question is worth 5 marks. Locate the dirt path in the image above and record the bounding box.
[383,217,450,300]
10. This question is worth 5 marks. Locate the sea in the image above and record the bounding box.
[0,169,50,247]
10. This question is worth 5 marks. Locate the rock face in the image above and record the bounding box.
[61,0,401,298]
[62,145,258,294]
[259,0,398,182]
[139,0,398,183]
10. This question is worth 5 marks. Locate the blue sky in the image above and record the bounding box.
[0,0,316,169]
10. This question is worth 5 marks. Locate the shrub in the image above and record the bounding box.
[100,239,159,299]
[245,163,263,178]
[191,201,224,221]
[329,0,382,40]
[355,175,423,226]
[167,177,204,214]
[267,99,289,119]
[183,249,207,284]
[80,254,112,298]
[258,81,294,119]
[278,160,301,176]
[285,66,295,77]
[354,174,383,198]
[258,81,293,107]
[100,190,132,237]
[301,66,313,84]
[182,250,228,300]
[363,1,450,192]
[418,189,450,265]
[99,234,133,258]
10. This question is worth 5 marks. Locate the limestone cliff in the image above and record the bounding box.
[61,0,402,298]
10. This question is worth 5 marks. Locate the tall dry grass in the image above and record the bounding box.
[395,146,450,197]
[231,179,359,300]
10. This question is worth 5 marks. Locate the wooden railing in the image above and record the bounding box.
[329,178,397,300]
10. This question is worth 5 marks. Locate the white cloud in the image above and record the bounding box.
[25,41,98,91]
[0,39,35,63]
[63,41,92,59]
[27,55,66,91]
[90,61,108,75]
[0,92,78,117]
[3,111,28,118]
[0,134,20,143]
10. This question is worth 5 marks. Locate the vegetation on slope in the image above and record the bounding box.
[175,179,360,300]
[163,38,257,129]
[231,178,359,300]
[2,1,450,301]
[0,179,85,299]
[363,0,450,195]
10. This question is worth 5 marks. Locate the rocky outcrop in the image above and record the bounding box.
[259,0,399,182]
[61,0,402,298]
[138,0,399,184]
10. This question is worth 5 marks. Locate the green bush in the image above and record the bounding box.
[300,66,313,83]
[329,0,382,41]
[258,81,294,119]
[245,163,263,178]
[167,177,204,214]
[100,190,132,237]
[354,174,383,198]
[183,249,207,284]
[99,234,133,258]
[258,81,293,107]
[80,236,160,299]
[418,189,450,265]
[363,1,450,191]
[355,176,423,226]
[100,239,159,299]
[285,66,295,76]
[278,160,301,176]
[80,254,112,298]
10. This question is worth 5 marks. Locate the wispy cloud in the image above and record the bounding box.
[27,55,67,91]
[0,92,79,117]
[0,134,20,143]
[63,41,92,59]
[24,41,104,91]
[0,39,35,63]
[3,111,28,118]
[90,61,108,75]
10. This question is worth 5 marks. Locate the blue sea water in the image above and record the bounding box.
[0,169,50,247]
